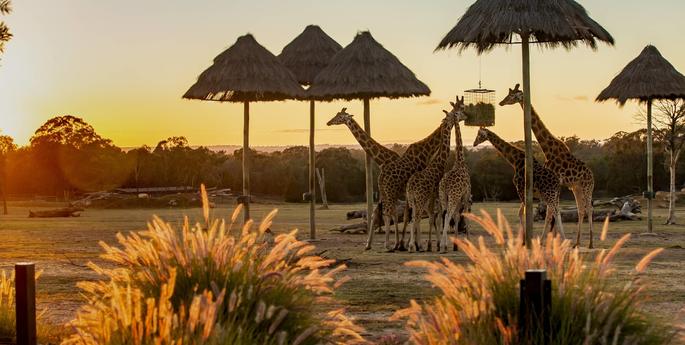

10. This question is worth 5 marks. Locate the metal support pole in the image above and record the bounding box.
[363,99,374,236]
[243,101,250,223]
[647,99,654,233]
[521,33,534,246]
[15,263,37,345]
[309,100,316,240]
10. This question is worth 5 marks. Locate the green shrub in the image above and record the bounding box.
[393,210,675,345]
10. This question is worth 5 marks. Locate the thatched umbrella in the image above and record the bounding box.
[597,45,685,233]
[184,34,304,222]
[308,31,431,236]
[279,25,342,240]
[436,0,613,244]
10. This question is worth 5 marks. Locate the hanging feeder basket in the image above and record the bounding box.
[464,87,496,127]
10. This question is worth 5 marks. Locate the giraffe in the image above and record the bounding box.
[473,127,564,237]
[438,97,471,253]
[405,106,466,252]
[327,108,408,244]
[500,84,595,248]
[366,107,456,251]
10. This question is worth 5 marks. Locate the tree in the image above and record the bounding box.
[0,134,16,214]
[641,100,685,224]
[29,115,123,197]
[0,0,11,57]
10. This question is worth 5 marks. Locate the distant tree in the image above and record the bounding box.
[29,115,124,197]
[638,100,685,224]
[316,147,365,202]
[0,0,11,57]
[0,133,16,214]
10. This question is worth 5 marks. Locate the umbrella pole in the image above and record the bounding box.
[363,98,374,237]
[647,99,654,233]
[243,101,250,223]
[522,33,534,246]
[309,100,316,240]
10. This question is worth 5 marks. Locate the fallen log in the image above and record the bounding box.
[29,207,83,218]
[535,197,641,223]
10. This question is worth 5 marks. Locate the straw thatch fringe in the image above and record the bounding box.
[436,0,614,54]
[183,34,304,102]
[596,45,685,106]
[279,25,342,86]
[308,31,430,101]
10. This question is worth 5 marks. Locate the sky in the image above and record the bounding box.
[0,0,684,148]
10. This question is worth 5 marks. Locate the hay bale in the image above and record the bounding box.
[464,102,495,127]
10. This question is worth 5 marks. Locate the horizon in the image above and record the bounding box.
[1,0,684,147]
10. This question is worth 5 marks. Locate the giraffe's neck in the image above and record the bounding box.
[344,118,398,165]
[403,120,448,166]
[485,129,525,168]
[519,102,570,159]
[453,122,465,164]
[429,122,453,173]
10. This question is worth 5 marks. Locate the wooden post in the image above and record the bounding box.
[646,99,654,233]
[519,269,551,343]
[15,263,37,345]
[521,33,534,246]
[243,101,251,223]
[363,98,374,236]
[316,168,329,209]
[309,100,316,240]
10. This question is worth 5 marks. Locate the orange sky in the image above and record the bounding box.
[0,0,684,148]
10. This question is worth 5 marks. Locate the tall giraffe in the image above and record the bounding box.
[438,97,471,253]
[327,108,406,240]
[366,108,454,251]
[406,107,465,252]
[473,127,564,237]
[500,84,595,248]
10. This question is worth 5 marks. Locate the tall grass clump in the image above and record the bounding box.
[63,186,364,345]
[0,270,15,339]
[393,210,675,345]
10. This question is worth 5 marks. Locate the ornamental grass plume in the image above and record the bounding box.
[63,185,364,345]
[392,210,674,345]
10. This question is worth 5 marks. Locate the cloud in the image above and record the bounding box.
[555,94,589,102]
[274,128,344,134]
[416,98,443,106]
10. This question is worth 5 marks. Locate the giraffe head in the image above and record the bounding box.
[327,107,353,126]
[499,83,523,106]
[443,96,468,124]
[473,127,489,147]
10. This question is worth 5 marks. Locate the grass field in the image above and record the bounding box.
[1,200,684,341]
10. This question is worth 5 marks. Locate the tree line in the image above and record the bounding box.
[1,114,684,206]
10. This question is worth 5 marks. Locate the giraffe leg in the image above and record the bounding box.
[518,202,525,233]
[408,208,420,253]
[364,202,380,250]
[572,187,586,248]
[585,188,594,249]
[428,200,437,252]
[397,204,409,251]
[441,209,454,253]
[383,211,394,252]
[442,203,460,253]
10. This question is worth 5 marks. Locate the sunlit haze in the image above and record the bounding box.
[1,0,684,148]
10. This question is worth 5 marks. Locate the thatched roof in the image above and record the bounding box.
[307,31,430,101]
[278,25,342,86]
[436,0,614,54]
[183,34,304,102]
[596,45,685,106]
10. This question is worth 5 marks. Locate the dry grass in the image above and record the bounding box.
[392,210,673,344]
[0,200,684,343]
[60,187,364,345]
